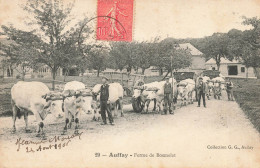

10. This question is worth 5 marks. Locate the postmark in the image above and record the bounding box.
[96,0,134,41]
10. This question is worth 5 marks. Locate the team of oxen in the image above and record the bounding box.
[10,75,225,139]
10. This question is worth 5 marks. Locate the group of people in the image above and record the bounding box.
[99,75,235,125]
[196,77,234,108]
[162,76,234,114]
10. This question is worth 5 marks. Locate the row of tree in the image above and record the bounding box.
[0,0,259,90]
[176,17,260,78]
[0,0,192,89]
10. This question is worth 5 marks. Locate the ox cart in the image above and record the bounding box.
[131,72,198,113]
[131,71,198,113]
[102,71,146,97]
[200,70,220,79]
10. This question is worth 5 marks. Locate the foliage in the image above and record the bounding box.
[155,40,192,74]
[86,45,109,76]
[0,0,90,89]
[199,33,230,70]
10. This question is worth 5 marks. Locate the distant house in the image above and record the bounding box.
[177,43,205,70]
[134,43,206,76]
[205,57,256,78]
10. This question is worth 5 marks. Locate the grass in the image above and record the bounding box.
[232,78,260,133]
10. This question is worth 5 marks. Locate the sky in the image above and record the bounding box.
[0,0,260,42]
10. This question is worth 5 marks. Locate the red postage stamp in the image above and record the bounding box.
[96,0,134,42]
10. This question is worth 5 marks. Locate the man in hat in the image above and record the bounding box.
[100,76,114,125]
[197,77,207,108]
[226,78,234,101]
[163,77,173,114]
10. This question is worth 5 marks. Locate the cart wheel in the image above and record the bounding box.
[132,97,144,113]
[123,87,132,97]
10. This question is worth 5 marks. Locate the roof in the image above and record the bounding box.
[177,43,203,56]
[206,58,240,64]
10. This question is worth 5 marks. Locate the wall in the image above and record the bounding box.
[206,63,256,78]
[191,56,206,70]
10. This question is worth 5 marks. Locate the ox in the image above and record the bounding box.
[62,81,93,134]
[212,77,226,90]
[177,79,196,106]
[132,81,159,112]
[11,81,64,138]
[91,82,124,121]
[145,79,178,113]
[132,78,177,113]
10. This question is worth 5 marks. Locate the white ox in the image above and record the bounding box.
[132,78,177,113]
[92,82,124,120]
[132,81,159,112]
[62,81,93,134]
[145,79,178,113]
[11,81,64,138]
[177,79,196,106]
[212,77,225,90]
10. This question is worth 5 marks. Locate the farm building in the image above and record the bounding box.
[205,57,257,78]
[177,43,205,70]
[141,43,206,76]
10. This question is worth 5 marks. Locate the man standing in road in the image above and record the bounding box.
[100,76,114,125]
[197,77,207,108]
[163,77,173,115]
[226,78,234,101]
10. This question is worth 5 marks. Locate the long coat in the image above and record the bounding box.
[196,81,208,94]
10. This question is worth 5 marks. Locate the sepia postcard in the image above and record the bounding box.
[0,0,260,167]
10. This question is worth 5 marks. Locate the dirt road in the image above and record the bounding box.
[0,94,259,168]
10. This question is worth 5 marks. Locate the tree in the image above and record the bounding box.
[86,45,108,77]
[242,16,260,78]
[134,42,156,75]
[0,27,40,80]
[1,0,89,90]
[109,42,128,71]
[200,33,230,70]
[227,29,259,79]
[154,41,192,78]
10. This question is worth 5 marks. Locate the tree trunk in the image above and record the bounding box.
[97,68,100,77]
[141,68,145,75]
[52,68,56,91]
[22,71,25,81]
[63,73,66,82]
[2,66,4,82]
[159,68,163,76]
[127,66,131,72]
[216,63,220,71]
[81,71,84,82]
[215,55,221,71]
[21,66,25,81]
[253,67,260,79]
[246,67,249,81]
[63,70,69,82]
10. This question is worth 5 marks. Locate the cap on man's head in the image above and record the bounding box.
[165,77,170,79]
[199,77,203,79]
[101,76,109,81]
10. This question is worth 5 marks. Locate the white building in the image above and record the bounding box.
[205,57,256,78]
